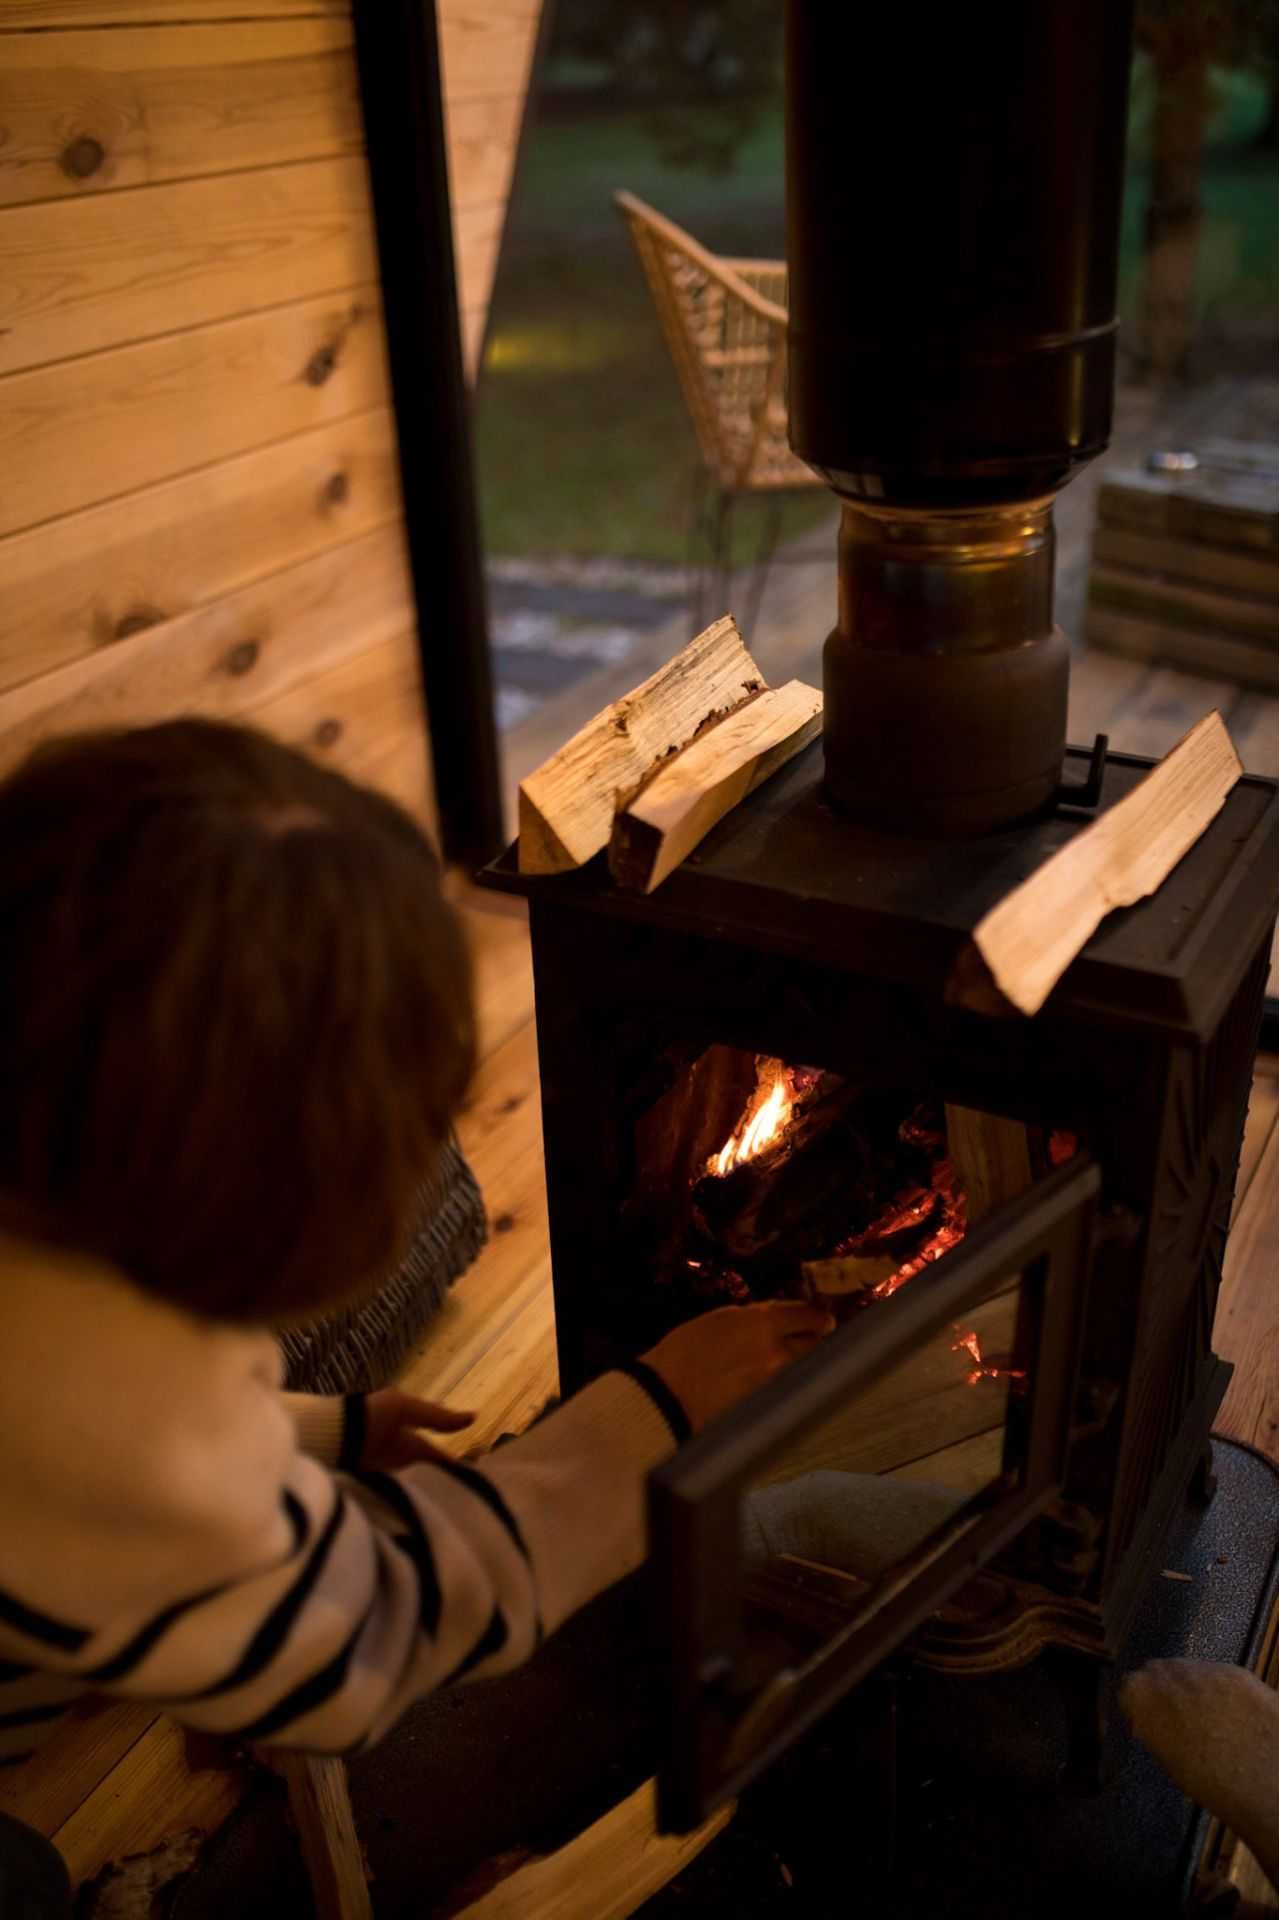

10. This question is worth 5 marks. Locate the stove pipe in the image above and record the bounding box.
[785,1,1136,834]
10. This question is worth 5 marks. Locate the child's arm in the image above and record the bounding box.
[0,1271,823,1755]
[0,1334,677,1752]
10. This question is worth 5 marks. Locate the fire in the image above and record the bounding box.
[952,1325,1027,1389]
[867,1156,967,1300]
[708,1060,795,1177]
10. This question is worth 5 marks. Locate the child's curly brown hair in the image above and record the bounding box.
[0,719,475,1325]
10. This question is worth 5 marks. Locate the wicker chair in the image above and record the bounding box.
[614,189,825,635]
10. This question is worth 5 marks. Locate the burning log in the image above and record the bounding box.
[833,1182,938,1253]
[625,1044,761,1272]
[802,1251,901,1317]
[518,615,766,874]
[694,1069,875,1263]
[609,679,822,892]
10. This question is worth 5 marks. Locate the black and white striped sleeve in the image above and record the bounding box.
[0,1369,681,1755]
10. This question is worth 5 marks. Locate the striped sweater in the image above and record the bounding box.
[0,1235,681,1765]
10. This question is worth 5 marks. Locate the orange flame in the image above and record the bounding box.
[708,1060,794,1178]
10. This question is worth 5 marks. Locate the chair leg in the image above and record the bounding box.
[271,1753,372,1920]
[741,497,785,642]
[686,466,712,634]
[710,491,735,627]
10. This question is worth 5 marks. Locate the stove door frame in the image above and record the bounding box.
[648,1155,1100,1832]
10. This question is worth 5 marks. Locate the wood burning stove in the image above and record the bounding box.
[484,0,1279,1846]
[487,747,1279,1828]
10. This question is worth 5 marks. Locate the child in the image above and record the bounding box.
[0,719,830,1774]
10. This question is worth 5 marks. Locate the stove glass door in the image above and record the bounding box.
[649,1156,1100,1831]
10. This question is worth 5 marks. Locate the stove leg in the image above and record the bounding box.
[1049,1650,1118,1793]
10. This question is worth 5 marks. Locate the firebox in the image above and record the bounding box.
[487,742,1279,1829]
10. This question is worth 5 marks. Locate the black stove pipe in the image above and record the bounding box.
[785,1,1136,834]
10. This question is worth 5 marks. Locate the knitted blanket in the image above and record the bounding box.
[280,1135,487,1394]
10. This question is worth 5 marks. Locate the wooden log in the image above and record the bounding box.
[972,712,1242,1017]
[944,1107,1032,1228]
[517,616,765,874]
[609,679,822,891]
[625,1044,760,1271]
[802,1251,901,1314]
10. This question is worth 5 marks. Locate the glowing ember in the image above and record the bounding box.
[707,1061,795,1177]
[869,1158,967,1299]
[1048,1129,1079,1167]
[951,1325,1027,1388]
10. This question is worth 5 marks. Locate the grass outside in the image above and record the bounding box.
[476,95,1279,566]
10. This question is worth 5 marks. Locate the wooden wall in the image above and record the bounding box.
[0,0,543,1888]
[0,0,542,836]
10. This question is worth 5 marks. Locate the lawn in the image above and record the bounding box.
[475,87,1279,566]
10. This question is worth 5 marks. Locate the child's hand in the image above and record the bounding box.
[641,1300,835,1433]
[362,1389,477,1469]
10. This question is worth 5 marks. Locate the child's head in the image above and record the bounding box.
[0,719,475,1325]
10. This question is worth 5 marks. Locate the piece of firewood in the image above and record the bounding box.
[973,712,1242,1016]
[802,1251,900,1314]
[518,615,765,874]
[609,679,823,891]
[944,1106,1032,1228]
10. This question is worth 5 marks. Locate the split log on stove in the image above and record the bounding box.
[517,614,765,875]
[610,680,823,894]
[518,614,820,892]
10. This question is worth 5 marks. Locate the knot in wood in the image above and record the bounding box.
[305,343,339,387]
[226,638,260,677]
[314,718,343,749]
[61,135,105,180]
[324,470,350,507]
[112,606,165,642]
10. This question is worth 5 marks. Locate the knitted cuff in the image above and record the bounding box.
[612,1359,692,1447]
[337,1393,367,1472]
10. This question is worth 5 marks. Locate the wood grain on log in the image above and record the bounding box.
[972,712,1242,1016]
[610,679,822,891]
[517,616,765,873]
[945,1107,1033,1228]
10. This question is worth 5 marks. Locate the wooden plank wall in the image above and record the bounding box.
[0,0,542,837]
